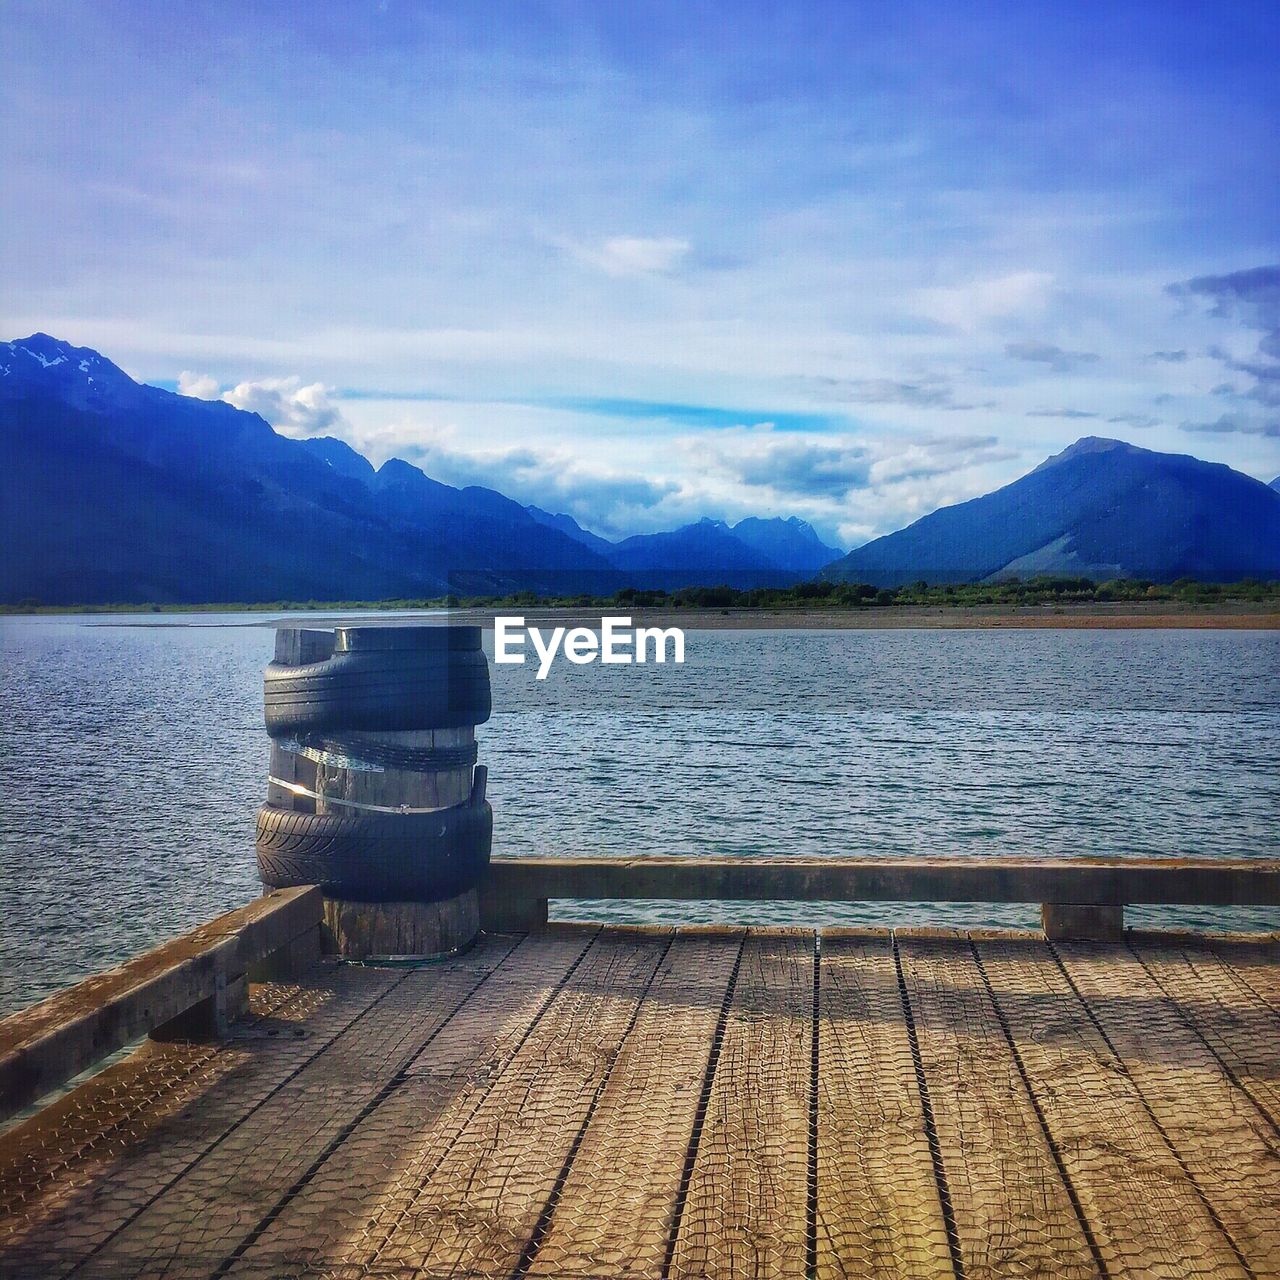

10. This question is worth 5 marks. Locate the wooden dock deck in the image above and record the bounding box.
[2,920,1278,1279]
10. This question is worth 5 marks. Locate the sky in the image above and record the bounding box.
[4,0,1280,547]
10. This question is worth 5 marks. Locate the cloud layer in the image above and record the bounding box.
[6,4,1279,539]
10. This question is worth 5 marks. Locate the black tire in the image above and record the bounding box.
[263,647,491,736]
[255,799,492,902]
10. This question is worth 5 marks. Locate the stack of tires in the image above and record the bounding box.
[255,625,493,908]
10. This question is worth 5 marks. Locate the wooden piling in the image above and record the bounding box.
[264,625,491,960]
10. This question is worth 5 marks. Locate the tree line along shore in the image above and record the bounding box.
[3,575,1279,616]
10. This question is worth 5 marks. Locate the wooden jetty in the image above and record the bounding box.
[2,856,1279,1279]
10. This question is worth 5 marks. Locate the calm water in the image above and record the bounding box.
[1,615,1277,1014]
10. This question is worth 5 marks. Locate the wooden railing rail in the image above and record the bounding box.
[477,855,1280,942]
[0,886,322,1122]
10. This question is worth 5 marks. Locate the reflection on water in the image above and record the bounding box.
[1,614,1277,1013]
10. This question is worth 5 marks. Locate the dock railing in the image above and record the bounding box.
[4,856,1278,1124]
[478,853,1280,942]
[0,886,322,1123]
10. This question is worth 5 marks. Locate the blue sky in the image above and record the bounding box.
[4,0,1279,545]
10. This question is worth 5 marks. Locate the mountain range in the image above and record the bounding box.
[823,436,1280,586]
[0,334,840,604]
[3,334,1277,605]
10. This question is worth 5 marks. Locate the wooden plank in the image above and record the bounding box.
[669,929,814,1280]
[977,937,1249,1279]
[816,934,953,1279]
[347,928,671,1277]
[525,930,745,1278]
[0,887,322,1120]
[224,928,599,1275]
[0,959,403,1277]
[1057,941,1280,1273]
[481,854,1280,911]
[1132,938,1280,1129]
[1212,937,1280,1014]
[896,936,1099,1279]
[71,934,521,1279]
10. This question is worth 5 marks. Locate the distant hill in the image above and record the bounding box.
[0,334,831,604]
[0,335,615,603]
[728,516,841,572]
[525,506,617,558]
[823,437,1280,586]
[1272,475,1280,491]
[525,509,842,586]
[609,518,793,589]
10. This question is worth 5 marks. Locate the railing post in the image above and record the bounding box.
[1041,903,1124,942]
[478,887,548,934]
[150,938,248,1042]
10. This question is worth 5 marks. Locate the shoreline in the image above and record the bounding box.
[453,602,1280,630]
[5,601,1277,629]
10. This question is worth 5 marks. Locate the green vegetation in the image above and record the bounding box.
[3,576,1279,615]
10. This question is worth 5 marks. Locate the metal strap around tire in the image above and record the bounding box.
[278,733,479,774]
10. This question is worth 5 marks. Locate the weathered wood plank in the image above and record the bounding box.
[74,934,521,1279]
[1057,941,1280,1273]
[1212,936,1280,1015]
[816,933,953,1279]
[1133,938,1280,1129]
[669,929,814,1280]
[482,854,1280,910]
[525,929,745,1278]
[358,929,671,1277]
[977,937,1249,1279]
[224,928,599,1275]
[897,936,1099,1279]
[0,887,323,1120]
[0,960,401,1277]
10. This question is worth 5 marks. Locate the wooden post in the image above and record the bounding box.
[266,626,490,961]
[318,726,481,959]
[1041,903,1124,942]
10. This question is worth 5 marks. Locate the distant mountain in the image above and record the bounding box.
[823,437,1280,586]
[0,335,615,603]
[0,334,829,604]
[524,509,841,584]
[299,435,376,486]
[728,516,841,572]
[1272,475,1280,491]
[525,506,616,558]
[609,518,795,589]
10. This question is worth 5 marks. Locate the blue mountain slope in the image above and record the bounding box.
[0,334,825,603]
[0,335,616,603]
[729,516,842,572]
[299,435,377,486]
[823,438,1280,586]
[525,506,617,558]
[609,518,796,589]
[526,509,841,582]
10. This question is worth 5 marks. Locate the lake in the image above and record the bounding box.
[1,614,1277,1015]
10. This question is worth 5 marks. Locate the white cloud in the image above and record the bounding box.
[178,372,348,438]
[914,272,1054,332]
[177,371,221,399]
[566,235,692,277]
